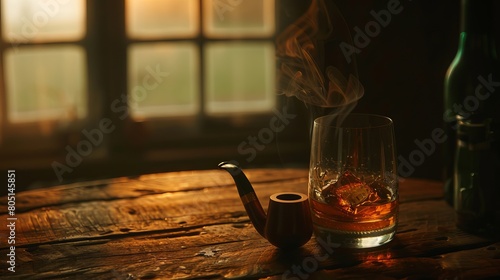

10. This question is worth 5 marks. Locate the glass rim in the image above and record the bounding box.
[313,113,393,129]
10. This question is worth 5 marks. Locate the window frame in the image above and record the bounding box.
[0,0,310,185]
[0,0,101,154]
[121,0,281,141]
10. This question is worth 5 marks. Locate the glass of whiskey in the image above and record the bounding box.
[308,113,399,248]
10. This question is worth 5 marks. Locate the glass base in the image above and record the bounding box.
[313,225,396,249]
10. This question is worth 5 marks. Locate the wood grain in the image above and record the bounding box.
[1,168,498,279]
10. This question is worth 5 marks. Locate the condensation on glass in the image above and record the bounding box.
[126,0,276,118]
[1,0,87,123]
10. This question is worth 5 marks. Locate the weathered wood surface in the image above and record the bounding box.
[1,169,499,279]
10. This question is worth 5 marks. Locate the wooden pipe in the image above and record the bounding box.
[218,161,312,249]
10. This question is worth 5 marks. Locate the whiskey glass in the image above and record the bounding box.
[308,113,399,248]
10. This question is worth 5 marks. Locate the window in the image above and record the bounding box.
[125,0,276,118]
[0,0,308,184]
[1,0,87,126]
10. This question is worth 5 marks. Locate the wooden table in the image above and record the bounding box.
[1,168,500,279]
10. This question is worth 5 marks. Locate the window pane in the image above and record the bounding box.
[205,42,275,114]
[1,0,86,42]
[5,45,87,122]
[126,0,199,39]
[204,0,274,37]
[128,43,199,118]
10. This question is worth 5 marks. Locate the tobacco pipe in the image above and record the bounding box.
[218,161,312,249]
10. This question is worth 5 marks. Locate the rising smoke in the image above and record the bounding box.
[277,0,364,122]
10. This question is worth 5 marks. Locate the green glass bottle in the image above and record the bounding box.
[454,116,499,234]
[443,0,500,206]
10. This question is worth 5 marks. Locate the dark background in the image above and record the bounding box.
[328,0,499,180]
[275,0,466,181]
[308,0,461,180]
